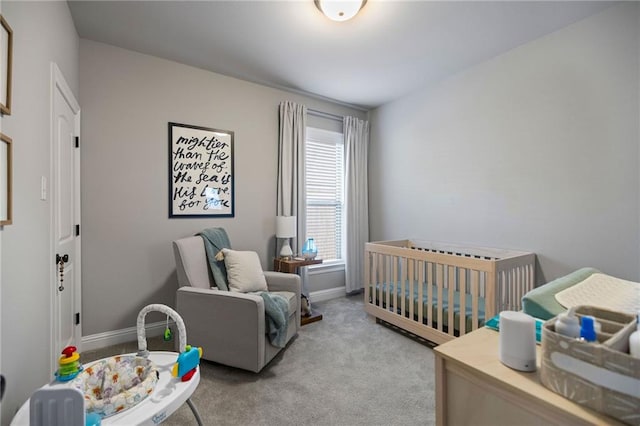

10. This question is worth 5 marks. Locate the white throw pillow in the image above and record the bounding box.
[222,249,268,293]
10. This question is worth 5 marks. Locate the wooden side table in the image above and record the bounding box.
[273,258,323,326]
[273,258,323,273]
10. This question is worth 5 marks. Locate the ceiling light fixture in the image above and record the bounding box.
[314,0,367,22]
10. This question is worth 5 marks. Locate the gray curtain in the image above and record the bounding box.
[276,101,309,295]
[344,116,370,293]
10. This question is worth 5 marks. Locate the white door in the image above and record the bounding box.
[51,63,81,373]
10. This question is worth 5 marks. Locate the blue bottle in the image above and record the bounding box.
[579,315,597,342]
[302,238,317,260]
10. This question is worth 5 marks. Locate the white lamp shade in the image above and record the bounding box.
[276,216,297,238]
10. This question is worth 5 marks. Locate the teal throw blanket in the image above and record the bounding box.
[260,292,290,348]
[197,228,232,291]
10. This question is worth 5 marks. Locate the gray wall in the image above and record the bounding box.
[79,40,365,336]
[0,2,79,423]
[2,3,635,422]
[369,3,640,284]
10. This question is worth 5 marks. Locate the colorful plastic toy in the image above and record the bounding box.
[15,304,202,425]
[163,315,173,342]
[171,345,202,382]
[55,346,83,382]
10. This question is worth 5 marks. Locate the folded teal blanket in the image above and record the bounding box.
[197,228,232,291]
[485,314,545,344]
[260,292,290,348]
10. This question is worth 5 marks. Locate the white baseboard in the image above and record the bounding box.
[81,320,170,352]
[309,286,345,303]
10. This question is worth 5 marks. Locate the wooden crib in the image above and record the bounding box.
[364,239,535,345]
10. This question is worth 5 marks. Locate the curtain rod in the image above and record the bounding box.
[307,108,344,122]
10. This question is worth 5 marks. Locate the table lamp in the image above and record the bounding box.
[276,216,296,258]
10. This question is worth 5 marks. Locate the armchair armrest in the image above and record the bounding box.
[176,287,267,372]
[264,271,301,294]
[264,271,301,330]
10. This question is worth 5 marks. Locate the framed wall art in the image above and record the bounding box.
[0,132,12,225]
[168,122,234,218]
[0,15,12,115]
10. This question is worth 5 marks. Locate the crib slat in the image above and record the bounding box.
[385,254,391,312]
[513,268,518,310]
[380,254,386,309]
[521,266,526,308]
[372,253,377,306]
[510,267,516,310]
[507,268,512,310]
[519,265,526,309]
[375,254,384,306]
[365,250,371,306]
[510,268,516,312]
[471,270,479,330]
[524,264,529,298]
[371,252,377,306]
[529,263,535,292]
[418,261,424,325]
[377,256,389,307]
[459,268,466,336]
[401,257,407,317]
[408,258,415,320]
[485,269,496,319]
[516,267,521,309]
[516,266,521,309]
[524,264,529,296]
[527,264,534,303]
[448,265,455,336]
[393,256,398,314]
[503,270,509,311]
[504,270,508,311]
[510,269,515,310]
[507,268,512,311]
[436,263,443,332]
[512,269,516,310]
[520,266,525,308]
[427,262,433,327]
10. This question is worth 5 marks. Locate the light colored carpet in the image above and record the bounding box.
[83,295,436,425]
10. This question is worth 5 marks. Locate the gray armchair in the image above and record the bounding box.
[173,235,301,373]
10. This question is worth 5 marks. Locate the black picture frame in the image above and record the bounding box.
[168,122,234,218]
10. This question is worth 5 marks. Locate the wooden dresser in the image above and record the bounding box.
[434,327,624,425]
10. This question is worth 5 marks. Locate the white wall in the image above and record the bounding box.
[369,3,639,283]
[79,40,365,337]
[0,2,79,423]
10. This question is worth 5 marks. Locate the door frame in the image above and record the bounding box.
[49,62,81,374]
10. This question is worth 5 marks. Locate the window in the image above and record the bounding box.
[305,127,344,264]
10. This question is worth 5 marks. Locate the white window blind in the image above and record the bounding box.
[305,127,344,263]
